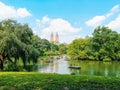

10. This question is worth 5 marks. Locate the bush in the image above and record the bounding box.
[103,56,112,62]
[4,64,23,71]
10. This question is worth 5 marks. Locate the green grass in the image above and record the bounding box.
[0,72,120,90]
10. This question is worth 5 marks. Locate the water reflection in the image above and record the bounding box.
[70,68,81,75]
[74,61,120,77]
[38,56,71,74]
[37,56,120,77]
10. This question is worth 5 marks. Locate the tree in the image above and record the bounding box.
[90,26,120,61]
[67,26,120,61]
[51,43,59,52]
[32,36,51,56]
[59,44,67,55]
[40,39,51,52]
[0,19,39,70]
[67,38,90,60]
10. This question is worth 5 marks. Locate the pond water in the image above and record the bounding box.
[32,56,120,77]
[38,56,70,74]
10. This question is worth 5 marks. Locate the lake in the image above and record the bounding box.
[32,56,120,77]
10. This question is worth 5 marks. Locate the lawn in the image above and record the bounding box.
[0,72,120,90]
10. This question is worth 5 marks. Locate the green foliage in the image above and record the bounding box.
[0,72,120,90]
[51,43,59,51]
[58,44,68,54]
[31,36,51,56]
[67,37,91,60]
[67,26,120,61]
[4,64,23,71]
[91,26,120,61]
[0,19,40,70]
[45,43,67,56]
[44,51,60,56]
[0,19,67,71]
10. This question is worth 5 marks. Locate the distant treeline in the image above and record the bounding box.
[67,26,120,61]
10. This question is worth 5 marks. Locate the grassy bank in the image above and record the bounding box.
[0,72,120,90]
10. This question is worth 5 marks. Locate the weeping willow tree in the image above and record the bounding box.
[0,19,39,70]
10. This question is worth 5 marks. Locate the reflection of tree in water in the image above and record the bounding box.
[55,61,59,73]
[38,56,120,76]
[49,61,59,73]
[104,67,108,76]
[50,62,54,72]
[73,61,120,76]
[70,68,81,75]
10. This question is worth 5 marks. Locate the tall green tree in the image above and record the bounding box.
[67,38,90,60]
[32,36,51,56]
[90,26,120,61]
[67,26,120,61]
[0,19,39,70]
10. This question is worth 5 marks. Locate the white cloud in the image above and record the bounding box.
[34,16,82,43]
[86,4,120,27]
[0,2,31,19]
[105,5,120,31]
[106,4,119,17]
[42,16,51,23]
[42,18,81,34]
[17,8,31,18]
[106,15,120,30]
[85,16,105,27]
[111,4,119,11]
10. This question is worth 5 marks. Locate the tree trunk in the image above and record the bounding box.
[0,60,3,70]
[23,59,26,68]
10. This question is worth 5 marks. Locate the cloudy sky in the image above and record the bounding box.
[0,0,120,43]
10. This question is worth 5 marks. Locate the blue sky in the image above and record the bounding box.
[0,0,120,43]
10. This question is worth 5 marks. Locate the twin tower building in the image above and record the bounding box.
[50,32,60,45]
